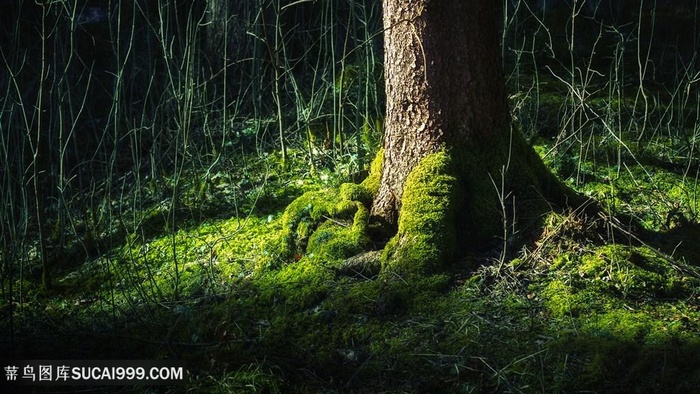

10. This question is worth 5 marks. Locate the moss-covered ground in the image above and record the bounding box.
[3,139,699,393]
[3,87,700,394]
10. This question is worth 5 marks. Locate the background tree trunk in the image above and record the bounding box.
[203,0,247,101]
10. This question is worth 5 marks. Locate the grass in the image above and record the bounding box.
[3,122,700,392]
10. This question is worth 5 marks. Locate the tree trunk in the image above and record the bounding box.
[372,0,579,274]
[203,0,247,99]
[373,0,510,224]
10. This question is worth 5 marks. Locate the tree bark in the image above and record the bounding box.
[372,0,579,271]
[373,0,510,226]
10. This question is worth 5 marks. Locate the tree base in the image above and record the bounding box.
[261,132,588,281]
[380,130,589,277]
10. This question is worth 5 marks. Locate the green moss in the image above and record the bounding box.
[537,238,700,391]
[583,309,662,343]
[360,148,383,196]
[258,173,374,271]
[257,257,333,309]
[307,203,369,263]
[382,150,457,277]
[258,190,340,268]
[542,280,574,318]
[541,242,700,321]
[578,244,698,299]
[549,305,700,392]
[331,198,357,218]
[339,183,373,207]
[106,215,277,305]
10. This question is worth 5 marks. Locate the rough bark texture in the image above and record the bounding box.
[372,0,579,267]
[372,0,510,226]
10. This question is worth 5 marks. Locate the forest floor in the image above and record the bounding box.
[3,77,700,393]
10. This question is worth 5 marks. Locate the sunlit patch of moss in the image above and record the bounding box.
[307,202,369,263]
[209,217,279,277]
[541,280,573,318]
[359,147,383,196]
[258,190,341,269]
[250,178,378,308]
[578,245,698,299]
[582,308,677,345]
[542,278,614,318]
[104,215,275,307]
[257,170,376,271]
[537,239,700,391]
[541,244,700,319]
[551,251,575,270]
[382,150,457,277]
[256,258,334,310]
[339,182,373,207]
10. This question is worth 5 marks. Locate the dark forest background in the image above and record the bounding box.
[1,0,385,287]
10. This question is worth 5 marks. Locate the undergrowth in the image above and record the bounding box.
[3,129,700,392]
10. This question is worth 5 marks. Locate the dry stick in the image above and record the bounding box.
[360,0,375,163]
[5,47,36,305]
[259,0,287,168]
[34,3,50,290]
[327,0,338,159]
[0,42,26,356]
[633,0,655,143]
